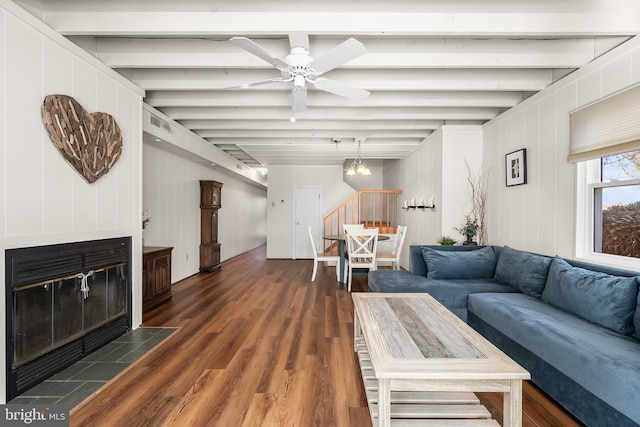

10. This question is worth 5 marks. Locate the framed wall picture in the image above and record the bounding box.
[505,148,527,187]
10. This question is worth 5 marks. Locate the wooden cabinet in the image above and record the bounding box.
[200,180,223,272]
[143,246,173,313]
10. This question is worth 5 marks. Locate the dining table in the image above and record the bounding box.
[322,233,390,283]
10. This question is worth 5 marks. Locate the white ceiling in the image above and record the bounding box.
[14,0,640,174]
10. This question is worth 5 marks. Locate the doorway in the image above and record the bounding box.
[294,187,321,259]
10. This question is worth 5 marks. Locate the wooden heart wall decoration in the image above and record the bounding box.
[41,94,122,184]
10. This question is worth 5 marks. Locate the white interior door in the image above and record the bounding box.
[295,188,321,259]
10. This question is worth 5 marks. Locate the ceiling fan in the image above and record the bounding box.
[227,37,370,115]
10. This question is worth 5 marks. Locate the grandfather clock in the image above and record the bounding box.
[200,180,223,272]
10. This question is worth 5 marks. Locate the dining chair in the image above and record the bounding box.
[343,223,365,235]
[377,225,407,270]
[345,227,379,292]
[308,225,340,281]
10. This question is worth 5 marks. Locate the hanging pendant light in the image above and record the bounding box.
[347,139,370,176]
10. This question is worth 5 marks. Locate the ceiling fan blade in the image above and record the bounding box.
[229,37,289,70]
[292,85,307,113]
[225,78,289,90]
[308,38,366,75]
[313,78,370,101]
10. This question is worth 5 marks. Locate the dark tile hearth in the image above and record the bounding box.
[9,327,177,408]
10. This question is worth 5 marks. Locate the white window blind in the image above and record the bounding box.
[569,83,640,162]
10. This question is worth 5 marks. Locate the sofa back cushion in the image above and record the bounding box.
[421,246,497,280]
[542,256,638,335]
[410,245,488,276]
[494,246,552,298]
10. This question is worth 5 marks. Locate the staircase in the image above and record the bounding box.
[323,190,403,248]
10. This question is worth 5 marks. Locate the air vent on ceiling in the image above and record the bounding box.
[149,114,172,134]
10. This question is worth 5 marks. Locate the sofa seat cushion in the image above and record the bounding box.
[468,292,640,423]
[367,270,515,321]
[367,270,429,293]
[493,246,552,298]
[542,256,638,335]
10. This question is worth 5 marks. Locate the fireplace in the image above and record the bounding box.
[5,237,132,400]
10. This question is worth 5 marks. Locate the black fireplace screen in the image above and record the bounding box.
[13,264,127,368]
[5,237,131,400]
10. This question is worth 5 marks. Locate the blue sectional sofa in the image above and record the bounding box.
[367,244,640,427]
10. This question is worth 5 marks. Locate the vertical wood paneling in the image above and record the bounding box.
[499,121,512,246]
[483,125,500,243]
[576,69,602,107]
[42,38,74,234]
[602,54,632,96]
[96,73,119,231]
[555,84,578,257]
[0,10,7,238]
[5,14,43,236]
[509,111,526,249]
[0,4,145,403]
[70,58,98,232]
[536,94,558,255]
[115,87,140,231]
[483,38,640,259]
[522,104,541,253]
[382,131,443,267]
[143,142,267,283]
[632,46,640,83]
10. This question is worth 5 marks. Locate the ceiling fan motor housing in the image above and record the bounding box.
[283,47,314,81]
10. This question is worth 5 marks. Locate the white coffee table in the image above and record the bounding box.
[352,293,531,427]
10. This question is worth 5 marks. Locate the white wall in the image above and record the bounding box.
[383,126,483,268]
[483,36,640,259]
[267,165,358,258]
[143,141,267,282]
[441,126,484,238]
[0,1,144,403]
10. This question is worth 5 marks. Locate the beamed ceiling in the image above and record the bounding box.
[14,0,640,176]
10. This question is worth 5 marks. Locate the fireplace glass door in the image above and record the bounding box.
[12,263,127,369]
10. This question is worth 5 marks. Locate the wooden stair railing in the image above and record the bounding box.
[323,190,402,250]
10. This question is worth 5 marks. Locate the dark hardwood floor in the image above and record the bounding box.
[71,244,582,426]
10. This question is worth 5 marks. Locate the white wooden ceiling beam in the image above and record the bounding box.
[132,68,553,92]
[149,91,522,108]
[182,119,447,130]
[208,138,422,147]
[195,129,438,139]
[95,37,598,68]
[160,106,499,121]
[44,12,640,37]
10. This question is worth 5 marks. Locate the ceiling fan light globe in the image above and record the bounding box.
[346,167,356,176]
[356,163,367,174]
[293,74,306,88]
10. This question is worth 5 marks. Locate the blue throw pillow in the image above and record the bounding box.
[634,293,640,340]
[541,256,639,335]
[421,246,497,280]
[494,246,552,298]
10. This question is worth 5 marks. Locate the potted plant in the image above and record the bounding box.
[437,236,457,245]
[456,216,479,245]
[142,210,151,247]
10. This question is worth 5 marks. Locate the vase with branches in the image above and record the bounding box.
[463,161,489,245]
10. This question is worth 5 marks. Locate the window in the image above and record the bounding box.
[571,84,640,268]
[576,150,640,268]
[594,151,640,257]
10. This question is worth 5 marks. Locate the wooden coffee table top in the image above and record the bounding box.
[352,293,530,381]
